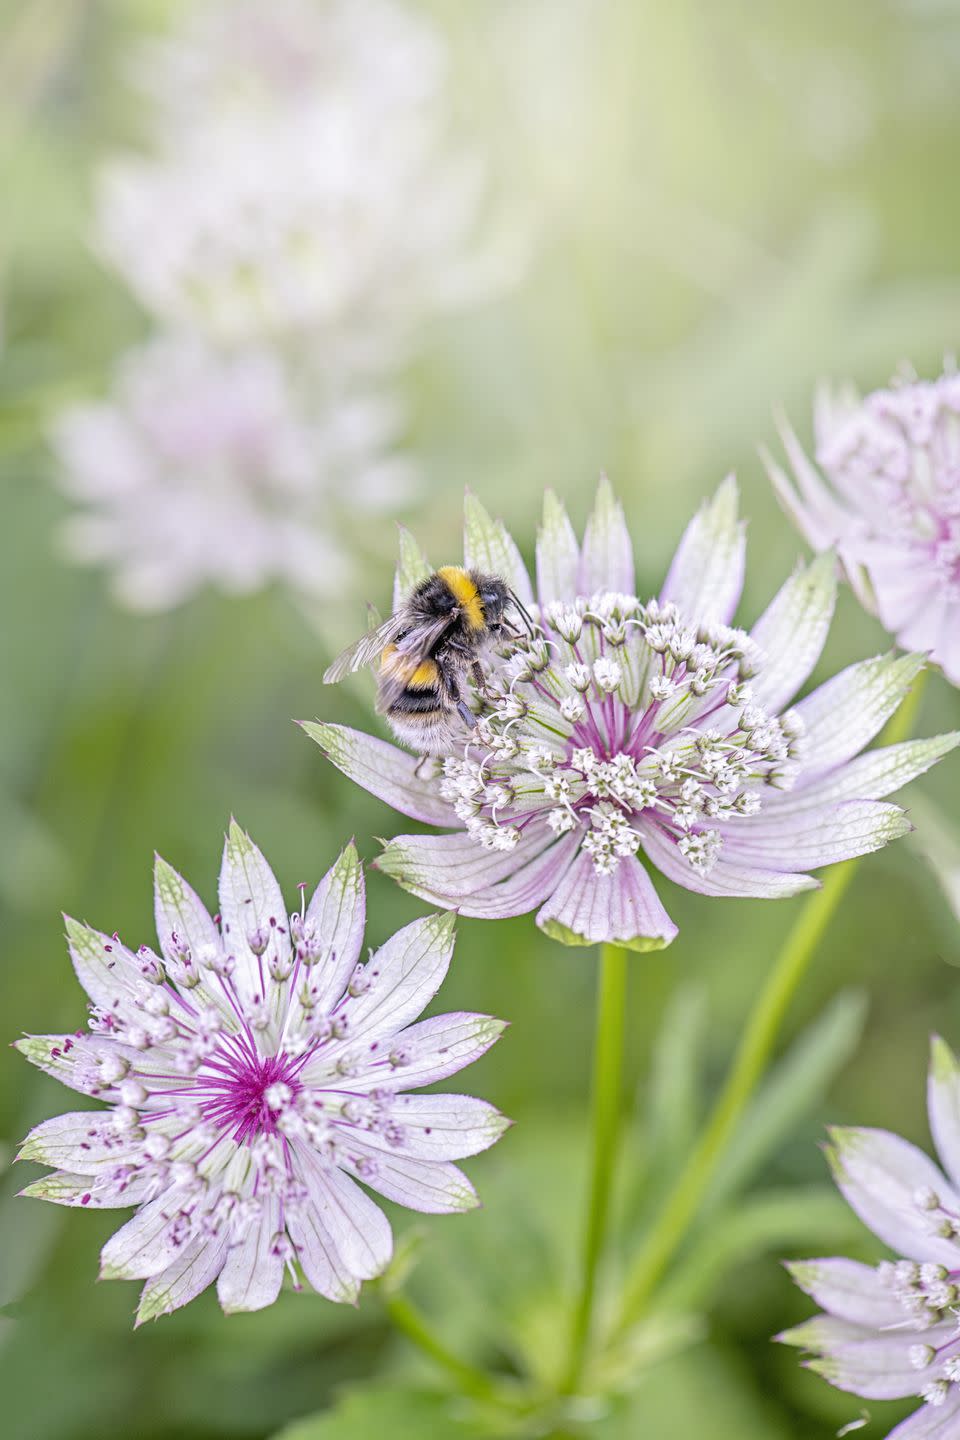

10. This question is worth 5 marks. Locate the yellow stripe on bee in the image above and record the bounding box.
[437,565,485,632]
[408,659,439,688]
[380,645,438,689]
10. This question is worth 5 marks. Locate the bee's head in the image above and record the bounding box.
[476,575,510,624]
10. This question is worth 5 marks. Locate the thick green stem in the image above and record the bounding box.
[615,667,930,1328]
[562,943,629,1392]
[384,1292,500,1403]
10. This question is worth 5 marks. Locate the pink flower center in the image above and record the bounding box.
[197,1045,302,1145]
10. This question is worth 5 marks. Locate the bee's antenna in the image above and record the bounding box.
[508,589,536,637]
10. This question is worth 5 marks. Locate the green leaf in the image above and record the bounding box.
[706,989,867,1210]
[911,794,960,932]
[273,1385,487,1439]
[643,982,708,1184]
[595,1343,793,1439]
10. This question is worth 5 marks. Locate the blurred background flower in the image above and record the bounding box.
[4,1,960,1437]
[51,0,526,617]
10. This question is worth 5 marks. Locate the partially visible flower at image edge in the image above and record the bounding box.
[781,1037,960,1437]
[15,825,508,1323]
[764,366,960,687]
[305,478,959,952]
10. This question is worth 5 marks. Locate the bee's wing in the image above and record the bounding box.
[376,614,461,711]
[323,613,407,683]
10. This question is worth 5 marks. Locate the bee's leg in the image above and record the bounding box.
[414,753,431,779]
[438,654,477,731]
[470,659,487,692]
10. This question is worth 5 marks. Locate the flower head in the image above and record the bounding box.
[51,334,413,610]
[95,0,514,357]
[765,367,960,686]
[306,479,958,951]
[15,825,508,1322]
[781,1037,960,1436]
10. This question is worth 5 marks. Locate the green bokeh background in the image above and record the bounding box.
[3,2,960,1436]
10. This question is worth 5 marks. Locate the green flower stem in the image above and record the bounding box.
[562,942,629,1393]
[615,666,930,1329]
[384,1291,501,1404]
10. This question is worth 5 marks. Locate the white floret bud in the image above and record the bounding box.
[593,657,623,691]
[496,694,528,722]
[119,1079,148,1107]
[669,628,696,662]
[910,1345,936,1370]
[549,607,583,643]
[265,1082,293,1112]
[923,1380,949,1408]
[144,1132,172,1161]
[546,808,577,834]
[915,1186,941,1211]
[348,963,372,997]
[560,695,586,723]
[97,1054,130,1085]
[649,675,677,701]
[565,663,592,692]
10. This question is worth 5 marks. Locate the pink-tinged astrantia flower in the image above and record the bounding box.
[765,368,960,686]
[51,333,414,611]
[304,481,958,952]
[781,1038,960,1437]
[14,825,508,1323]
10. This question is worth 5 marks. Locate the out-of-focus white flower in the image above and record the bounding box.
[51,334,415,611]
[95,0,517,356]
[134,0,444,135]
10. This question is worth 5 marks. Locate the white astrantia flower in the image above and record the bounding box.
[134,0,443,138]
[781,1037,960,1439]
[95,0,518,357]
[15,826,508,1323]
[765,366,960,686]
[305,479,959,952]
[50,333,415,611]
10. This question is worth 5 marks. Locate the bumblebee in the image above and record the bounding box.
[324,565,531,753]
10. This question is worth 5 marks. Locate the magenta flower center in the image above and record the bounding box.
[196,1041,303,1145]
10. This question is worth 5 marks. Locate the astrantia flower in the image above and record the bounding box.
[135,0,443,137]
[305,480,959,952]
[95,0,515,357]
[781,1038,960,1437]
[51,334,414,610]
[15,825,508,1322]
[765,367,960,685]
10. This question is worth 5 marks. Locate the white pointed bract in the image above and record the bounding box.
[15,827,508,1323]
[306,479,958,952]
[782,1038,960,1438]
[766,367,960,687]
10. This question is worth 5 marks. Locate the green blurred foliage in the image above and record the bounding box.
[3,0,960,1436]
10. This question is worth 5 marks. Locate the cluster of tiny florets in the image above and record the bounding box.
[434,593,805,878]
